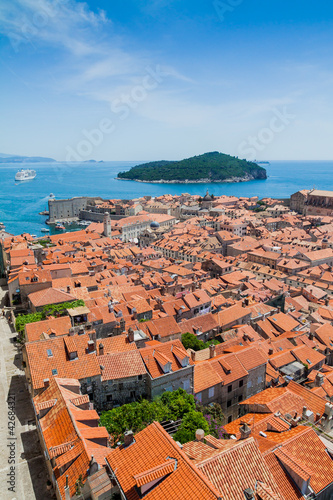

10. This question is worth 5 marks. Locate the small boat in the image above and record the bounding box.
[41,228,50,232]
[49,193,55,199]
[31,234,37,238]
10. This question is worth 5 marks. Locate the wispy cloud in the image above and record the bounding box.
[0,0,108,55]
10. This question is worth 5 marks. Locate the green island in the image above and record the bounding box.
[117,151,267,183]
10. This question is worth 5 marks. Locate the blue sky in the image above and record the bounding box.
[1,0,333,161]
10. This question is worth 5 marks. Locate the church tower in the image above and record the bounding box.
[103,212,112,237]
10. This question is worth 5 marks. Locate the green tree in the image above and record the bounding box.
[181,333,220,352]
[160,389,196,419]
[100,398,171,445]
[181,332,205,351]
[173,410,209,444]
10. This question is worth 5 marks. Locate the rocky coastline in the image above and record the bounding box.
[116,173,263,184]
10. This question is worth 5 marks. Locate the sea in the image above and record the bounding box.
[0,160,331,236]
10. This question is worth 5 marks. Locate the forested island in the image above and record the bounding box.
[117,152,267,183]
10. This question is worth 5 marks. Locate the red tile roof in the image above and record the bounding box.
[197,438,284,500]
[140,340,193,379]
[99,350,146,381]
[105,421,221,500]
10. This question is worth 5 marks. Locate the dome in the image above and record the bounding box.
[203,189,212,201]
[150,221,160,229]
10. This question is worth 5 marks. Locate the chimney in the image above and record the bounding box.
[195,429,205,441]
[315,373,324,387]
[209,344,216,359]
[124,430,134,447]
[67,285,71,293]
[99,343,104,356]
[89,331,96,350]
[268,348,274,355]
[43,378,50,388]
[128,327,135,343]
[87,340,95,352]
[302,406,307,419]
[309,332,314,340]
[240,422,251,440]
[243,489,255,500]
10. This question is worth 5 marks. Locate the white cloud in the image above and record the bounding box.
[0,0,108,55]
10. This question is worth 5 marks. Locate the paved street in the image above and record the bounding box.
[0,286,53,500]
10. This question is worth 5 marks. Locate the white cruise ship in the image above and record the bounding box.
[15,169,36,181]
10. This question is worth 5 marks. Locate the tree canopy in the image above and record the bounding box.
[181,332,220,351]
[100,388,225,446]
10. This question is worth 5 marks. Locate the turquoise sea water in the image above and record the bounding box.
[0,160,331,236]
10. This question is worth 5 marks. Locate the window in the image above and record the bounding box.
[208,387,215,398]
[137,374,143,381]
[182,380,190,391]
[119,383,123,390]
[247,380,252,389]
[227,399,232,408]
[47,349,53,357]
[239,380,243,388]
[106,394,112,402]
[196,392,202,403]
[258,376,263,384]
[52,369,58,376]
[228,415,232,423]
[228,384,232,393]
[238,395,243,402]
[87,377,92,384]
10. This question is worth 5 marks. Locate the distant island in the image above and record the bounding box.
[117,152,267,183]
[0,153,56,163]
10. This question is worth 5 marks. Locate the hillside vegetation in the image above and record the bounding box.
[117,152,267,182]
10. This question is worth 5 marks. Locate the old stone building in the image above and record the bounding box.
[139,340,194,399]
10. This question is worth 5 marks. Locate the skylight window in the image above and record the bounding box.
[47,349,53,357]
[306,358,312,365]
[52,369,58,375]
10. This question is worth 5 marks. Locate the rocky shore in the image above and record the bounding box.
[116,173,262,184]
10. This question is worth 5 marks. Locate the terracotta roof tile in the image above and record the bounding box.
[140,340,193,379]
[106,421,221,500]
[99,350,146,381]
[197,438,284,500]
